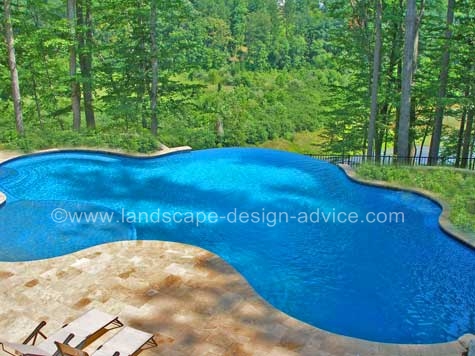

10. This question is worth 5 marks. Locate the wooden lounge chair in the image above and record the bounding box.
[55,326,157,356]
[0,309,122,356]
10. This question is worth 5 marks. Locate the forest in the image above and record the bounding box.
[0,0,474,165]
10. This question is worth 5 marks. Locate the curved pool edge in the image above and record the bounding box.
[0,145,193,166]
[0,240,472,355]
[0,146,192,209]
[338,163,475,249]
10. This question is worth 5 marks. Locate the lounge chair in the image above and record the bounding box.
[55,326,157,356]
[0,309,122,356]
[1,341,50,356]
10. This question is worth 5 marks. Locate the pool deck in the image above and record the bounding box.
[0,149,474,355]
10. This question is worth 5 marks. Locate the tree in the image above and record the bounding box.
[367,0,383,158]
[3,0,24,136]
[76,0,95,129]
[428,0,455,164]
[1,0,472,159]
[397,0,418,159]
[230,0,247,66]
[150,0,158,135]
[68,0,81,131]
[461,107,474,168]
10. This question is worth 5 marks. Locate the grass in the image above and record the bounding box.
[355,164,475,233]
[258,130,327,154]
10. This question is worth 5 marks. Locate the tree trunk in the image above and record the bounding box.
[419,123,430,164]
[376,102,391,160]
[470,133,475,170]
[393,60,402,155]
[77,0,95,129]
[84,0,95,129]
[409,99,417,156]
[397,0,419,160]
[374,115,385,161]
[150,1,159,136]
[367,0,383,158]
[68,0,81,131]
[136,1,148,129]
[382,12,401,157]
[392,0,404,155]
[455,108,467,167]
[3,0,24,136]
[461,108,474,169]
[428,0,455,165]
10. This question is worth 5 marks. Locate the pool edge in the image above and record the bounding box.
[0,145,193,166]
[338,163,475,249]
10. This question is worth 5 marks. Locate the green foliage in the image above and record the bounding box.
[0,0,344,153]
[0,124,159,153]
[0,0,473,158]
[356,164,475,232]
[182,70,327,148]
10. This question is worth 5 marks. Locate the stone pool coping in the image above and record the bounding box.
[0,148,474,355]
[338,163,475,249]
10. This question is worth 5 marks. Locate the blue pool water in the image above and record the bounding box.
[0,148,474,344]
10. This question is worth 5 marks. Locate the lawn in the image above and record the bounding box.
[258,130,327,154]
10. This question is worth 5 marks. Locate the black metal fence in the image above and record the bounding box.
[305,154,475,170]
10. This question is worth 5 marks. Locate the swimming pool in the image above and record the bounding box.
[0,148,473,344]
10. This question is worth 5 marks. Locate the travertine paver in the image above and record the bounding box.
[0,241,471,356]
[0,150,20,163]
